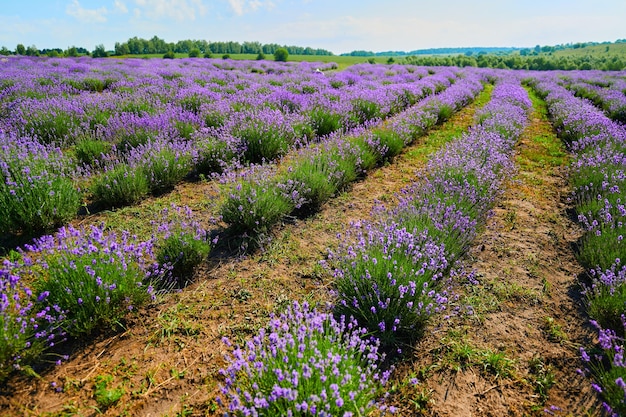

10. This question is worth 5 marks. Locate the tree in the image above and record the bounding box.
[25,45,39,56]
[65,46,79,57]
[114,42,130,56]
[92,44,109,58]
[188,48,201,58]
[163,50,175,59]
[0,46,10,56]
[15,44,25,55]
[256,51,265,60]
[274,47,288,62]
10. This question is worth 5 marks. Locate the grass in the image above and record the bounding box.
[436,330,517,379]
[109,53,393,70]
[404,84,494,165]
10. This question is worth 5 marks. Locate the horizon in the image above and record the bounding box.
[1,0,625,55]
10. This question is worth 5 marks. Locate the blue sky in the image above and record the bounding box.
[1,0,624,54]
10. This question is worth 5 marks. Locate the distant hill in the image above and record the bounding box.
[342,47,522,57]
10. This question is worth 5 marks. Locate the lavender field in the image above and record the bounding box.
[1,55,626,416]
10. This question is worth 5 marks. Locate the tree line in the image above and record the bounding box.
[0,36,333,58]
[402,53,626,71]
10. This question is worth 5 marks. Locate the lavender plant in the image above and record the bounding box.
[152,205,213,288]
[0,134,81,235]
[580,318,626,417]
[219,301,392,416]
[26,224,155,337]
[0,261,65,381]
[330,223,450,346]
[221,167,294,234]
[126,138,196,194]
[90,163,150,208]
[584,263,626,335]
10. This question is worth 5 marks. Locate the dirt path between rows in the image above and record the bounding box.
[402,90,602,416]
[3,85,603,417]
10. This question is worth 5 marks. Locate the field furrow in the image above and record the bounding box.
[0,73,492,416]
[400,87,599,416]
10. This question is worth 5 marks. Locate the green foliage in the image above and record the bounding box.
[188,48,201,58]
[236,119,295,164]
[221,177,293,234]
[350,99,382,124]
[94,375,124,409]
[195,137,234,175]
[163,50,175,59]
[273,47,289,62]
[587,283,626,334]
[308,107,343,137]
[140,148,194,194]
[92,44,109,58]
[74,138,112,166]
[0,153,81,236]
[23,109,79,145]
[156,233,211,286]
[90,164,150,208]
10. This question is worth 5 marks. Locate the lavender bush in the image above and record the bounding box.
[221,167,294,234]
[330,223,450,346]
[580,318,626,417]
[0,261,65,381]
[0,134,81,235]
[152,205,213,288]
[219,301,392,416]
[26,224,155,337]
[90,163,150,208]
[530,72,626,413]
[330,76,529,348]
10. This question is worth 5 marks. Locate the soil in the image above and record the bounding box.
[0,87,603,416]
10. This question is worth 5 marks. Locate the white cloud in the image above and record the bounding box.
[227,0,274,16]
[228,0,244,15]
[133,0,207,22]
[66,0,108,23]
[114,0,128,13]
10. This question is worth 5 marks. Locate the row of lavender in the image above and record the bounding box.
[219,70,487,235]
[556,71,626,124]
[530,75,626,415]
[0,203,214,381]
[0,57,461,236]
[218,75,531,415]
[0,65,484,382]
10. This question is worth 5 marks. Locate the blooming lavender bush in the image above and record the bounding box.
[580,318,626,417]
[73,138,113,167]
[276,139,364,214]
[126,138,196,194]
[531,73,626,413]
[221,167,294,234]
[90,163,150,208]
[330,76,529,348]
[584,263,626,335]
[219,301,392,416]
[153,205,213,288]
[0,134,81,235]
[26,225,155,337]
[330,223,450,346]
[0,261,65,381]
